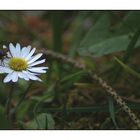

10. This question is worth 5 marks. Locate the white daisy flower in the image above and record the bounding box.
[0,43,48,83]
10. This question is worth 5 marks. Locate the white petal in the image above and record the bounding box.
[18,72,29,81]
[28,59,45,67]
[10,72,17,81]
[15,43,21,57]
[21,47,27,57]
[3,73,13,83]
[28,53,43,64]
[23,71,41,81]
[12,72,18,82]
[7,52,12,57]
[2,58,9,67]
[22,71,30,81]
[18,72,24,78]
[28,67,48,73]
[0,66,5,73]
[26,70,41,75]
[25,48,36,60]
[3,45,7,49]
[27,73,42,81]
[9,43,17,57]
[0,67,13,73]
[29,66,48,70]
[21,46,31,58]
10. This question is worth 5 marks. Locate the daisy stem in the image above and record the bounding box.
[6,83,15,118]
[11,83,32,117]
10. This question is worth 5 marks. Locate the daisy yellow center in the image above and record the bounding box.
[9,58,28,71]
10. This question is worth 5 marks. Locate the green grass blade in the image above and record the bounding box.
[39,103,140,113]
[60,70,87,83]
[108,97,119,129]
[114,57,140,79]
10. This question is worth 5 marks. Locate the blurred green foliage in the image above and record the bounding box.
[79,11,140,57]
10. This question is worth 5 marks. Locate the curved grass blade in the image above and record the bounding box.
[108,97,119,129]
[114,57,140,79]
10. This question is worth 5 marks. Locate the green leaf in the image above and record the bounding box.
[46,114,55,129]
[80,34,133,57]
[27,113,55,129]
[69,11,103,57]
[78,14,111,57]
[114,57,140,79]
[78,12,140,57]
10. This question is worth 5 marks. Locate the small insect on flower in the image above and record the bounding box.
[0,50,6,59]
[0,43,48,83]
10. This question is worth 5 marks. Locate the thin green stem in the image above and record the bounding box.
[11,83,32,119]
[6,83,15,118]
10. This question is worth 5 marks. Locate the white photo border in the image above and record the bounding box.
[0,0,139,10]
[0,130,140,140]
